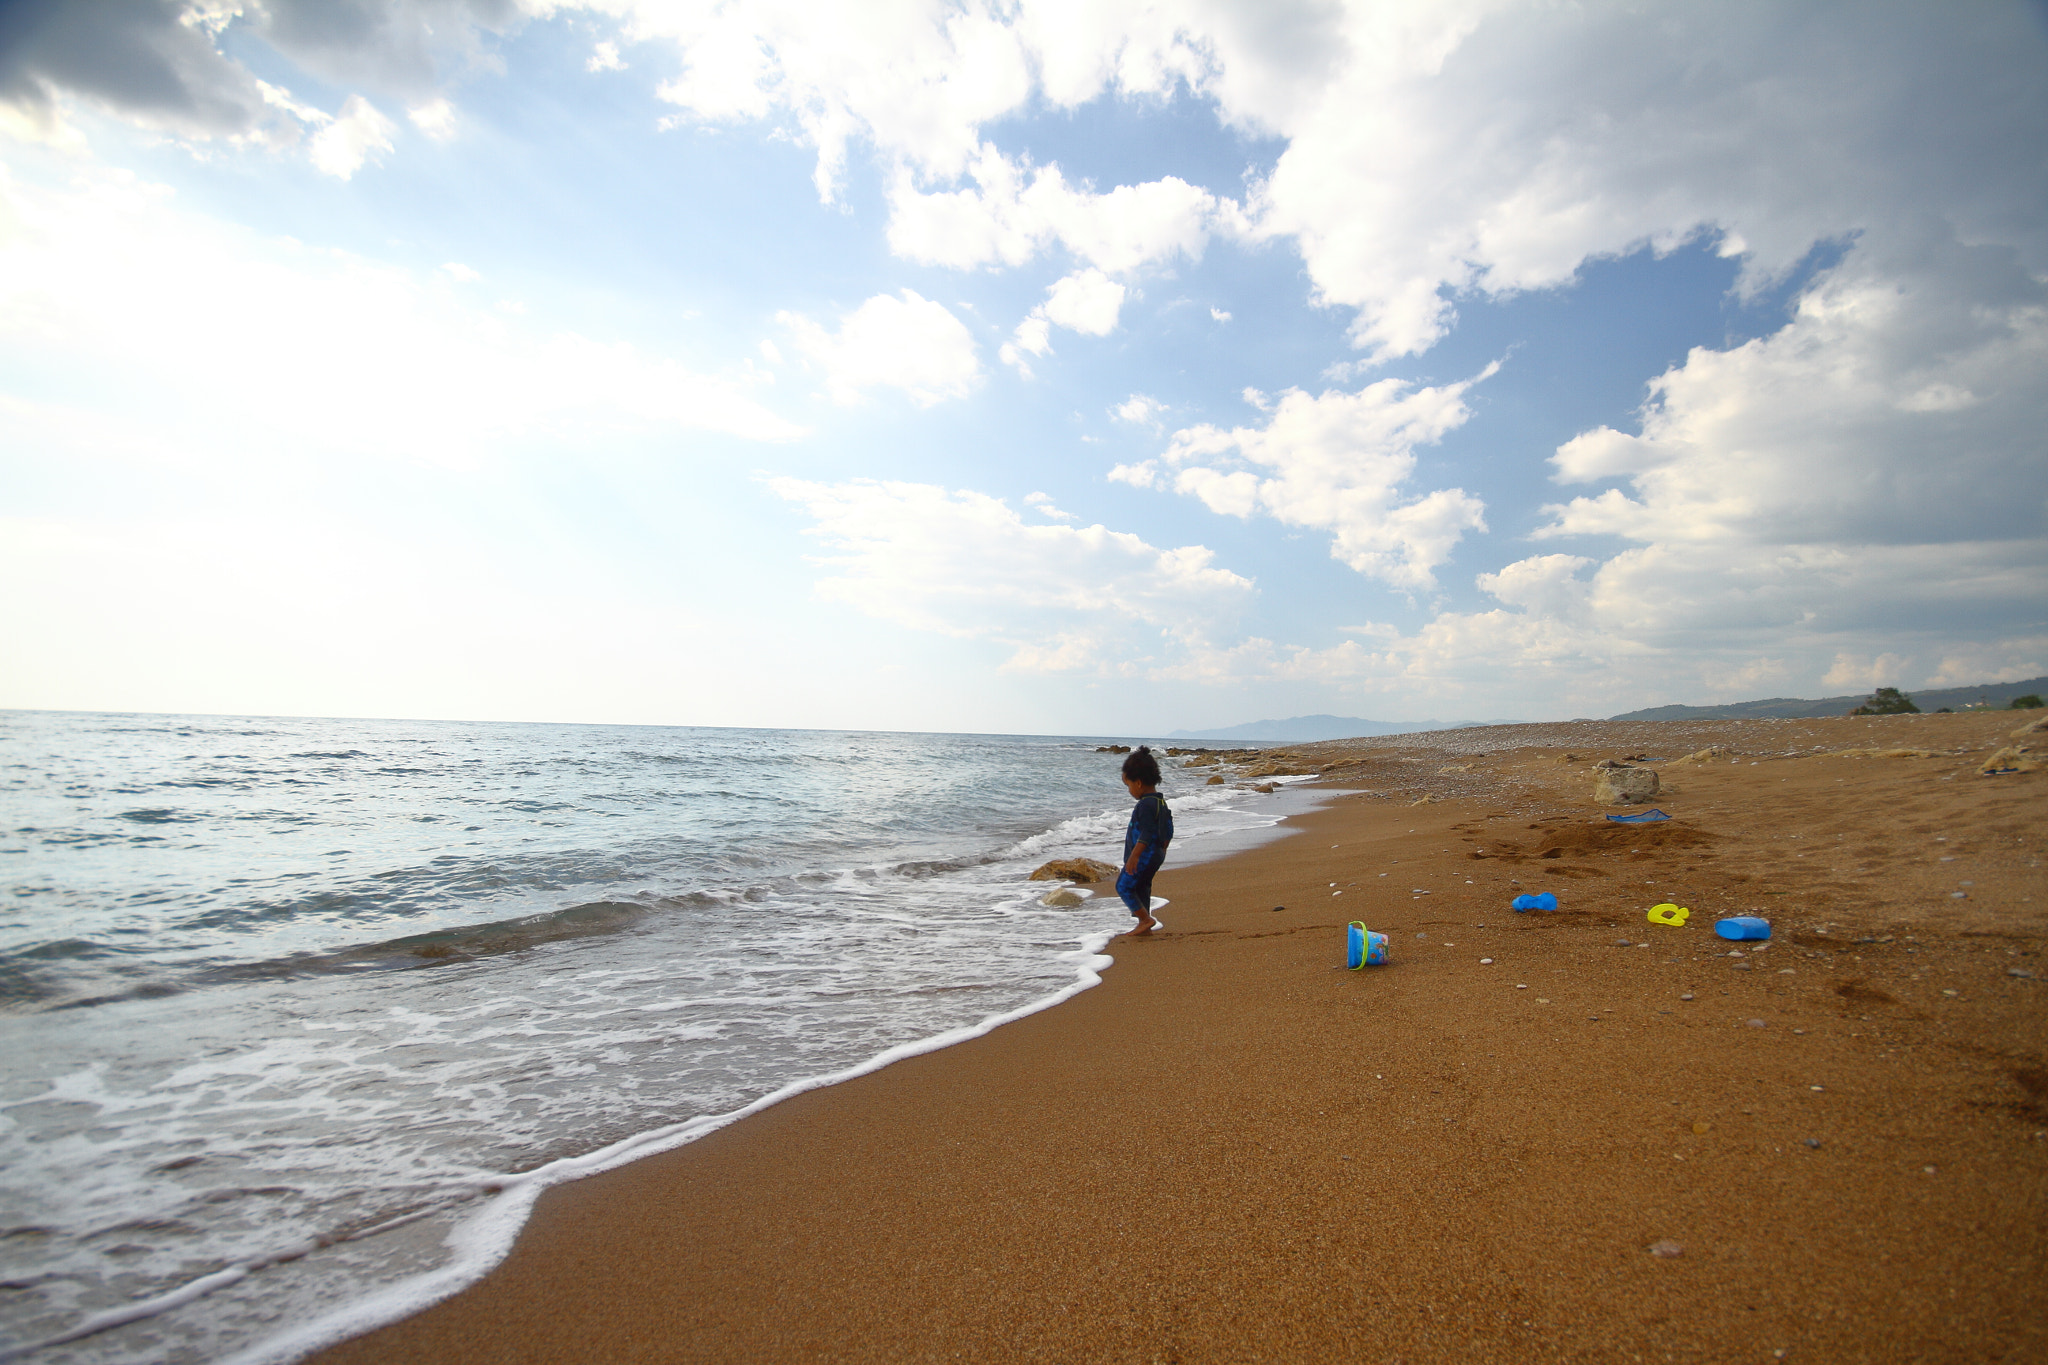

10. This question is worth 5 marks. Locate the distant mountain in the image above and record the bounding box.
[1607,676,2048,722]
[1166,714,1483,742]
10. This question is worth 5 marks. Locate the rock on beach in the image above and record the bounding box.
[1029,857,1119,884]
[1594,765,1660,805]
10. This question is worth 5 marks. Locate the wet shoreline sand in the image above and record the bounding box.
[313,712,2047,1363]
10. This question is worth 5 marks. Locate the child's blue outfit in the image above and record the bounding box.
[1117,791,1173,917]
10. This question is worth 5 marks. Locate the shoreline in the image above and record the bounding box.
[306,712,2046,1363]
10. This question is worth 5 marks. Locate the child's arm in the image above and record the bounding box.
[1124,841,1148,876]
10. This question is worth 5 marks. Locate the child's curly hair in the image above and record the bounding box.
[1120,745,1161,786]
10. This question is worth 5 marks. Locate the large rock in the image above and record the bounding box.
[1594,766,1660,805]
[1029,857,1119,883]
[2012,714,2048,739]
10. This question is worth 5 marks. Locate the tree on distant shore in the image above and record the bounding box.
[2011,694,2045,710]
[1850,687,1920,715]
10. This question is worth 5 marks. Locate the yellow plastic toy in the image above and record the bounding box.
[1647,903,1690,927]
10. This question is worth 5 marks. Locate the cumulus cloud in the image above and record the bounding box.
[1541,232,2047,552]
[1506,228,2048,681]
[1042,268,1126,335]
[767,477,1254,673]
[780,290,982,406]
[1000,267,1130,374]
[574,2,2047,367]
[887,145,1234,274]
[1151,367,1496,589]
[0,164,804,468]
[408,96,457,139]
[308,95,397,178]
[1112,394,1166,429]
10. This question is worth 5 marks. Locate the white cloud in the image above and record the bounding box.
[1210,306,1231,323]
[1112,394,1165,428]
[886,144,1233,275]
[1024,490,1077,521]
[1001,267,1131,375]
[587,41,626,73]
[1543,236,2047,551]
[309,95,396,178]
[779,290,982,406]
[767,477,1253,673]
[408,97,457,140]
[439,261,480,282]
[1041,267,1127,336]
[1152,367,1496,589]
[571,2,2047,372]
[0,164,804,469]
[1000,312,1052,374]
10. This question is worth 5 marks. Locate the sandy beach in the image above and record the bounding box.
[313,711,2046,1364]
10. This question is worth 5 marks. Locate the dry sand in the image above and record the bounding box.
[314,711,2046,1364]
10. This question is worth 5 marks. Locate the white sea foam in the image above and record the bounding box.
[215,929,1120,1365]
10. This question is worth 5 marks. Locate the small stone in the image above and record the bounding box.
[1747,1019,1766,1028]
[1537,997,1550,1004]
[1793,1029,1806,1035]
[1680,993,1695,1001]
[1732,962,1753,971]
[1692,1121,1711,1135]
[1950,891,1967,899]
[1803,1138,1821,1149]
[1648,1239,1684,1258]
[1810,1085,1825,1092]
[1941,989,1959,997]
[1273,905,1285,912]
[2007,967,2034,979]
[1923,1165,1937,1174]
[1516,983,1527,989]
[1480,957,1493,964]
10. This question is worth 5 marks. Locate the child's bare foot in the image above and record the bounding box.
[1123,916,1158,937]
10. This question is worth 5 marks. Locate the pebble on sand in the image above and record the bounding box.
[1747,1018,1766,1028]
[1648,1240,1684,1258]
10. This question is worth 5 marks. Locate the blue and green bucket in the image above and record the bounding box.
[1346,921,1389,969]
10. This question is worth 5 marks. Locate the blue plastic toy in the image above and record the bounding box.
[1715,916,1771,941]
[1512,892,1559,913]
[1347,921,1389,968]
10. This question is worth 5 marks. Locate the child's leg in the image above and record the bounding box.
[1116,869,1158,933]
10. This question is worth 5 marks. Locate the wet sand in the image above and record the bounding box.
[314,711,2047,1363]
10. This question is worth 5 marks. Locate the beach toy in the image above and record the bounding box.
[1647,903,1690,927]
[1715,916,1771,941]
[1512,892,1559,913]
[1606,809,1672,824]
[1346,921,1389,969]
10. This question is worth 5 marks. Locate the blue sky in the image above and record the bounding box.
[2,1,2044,734]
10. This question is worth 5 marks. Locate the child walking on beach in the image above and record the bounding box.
[1117,746,1173,936]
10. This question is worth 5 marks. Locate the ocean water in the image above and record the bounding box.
[0,712,1305,1364]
